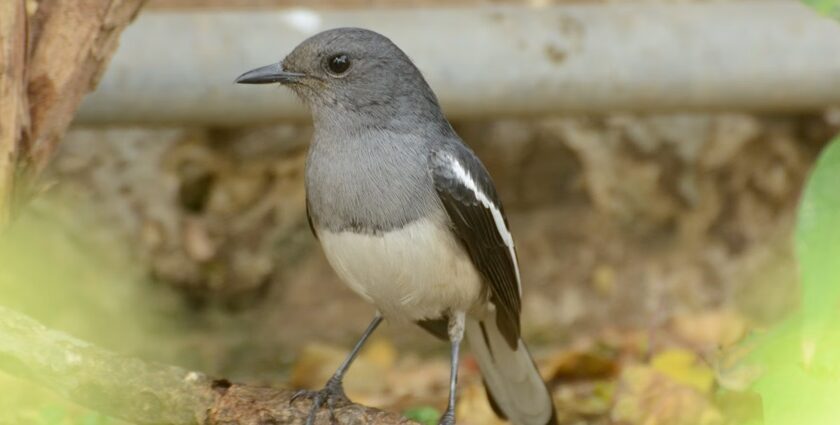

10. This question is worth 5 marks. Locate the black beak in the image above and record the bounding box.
[235,62,305,84]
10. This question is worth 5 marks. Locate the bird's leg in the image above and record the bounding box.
[439,312,465,425]
[291,313,384,425]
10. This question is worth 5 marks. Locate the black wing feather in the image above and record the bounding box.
[430,147,521,349]
[306,197,318,240]
[416,317,449,341]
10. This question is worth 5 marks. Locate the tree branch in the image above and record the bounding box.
[0,305,416,425]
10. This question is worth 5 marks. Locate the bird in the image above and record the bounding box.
[236,27,557,425]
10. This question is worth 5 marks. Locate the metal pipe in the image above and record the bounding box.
[77,1,840,125]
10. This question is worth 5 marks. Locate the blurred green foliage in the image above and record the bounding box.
[803,0,840,19]
[0,198,176,424]
[0,197,184,359]
[796,136,840,368]
[403,406,440,425]
[743,137,840,425]
[0,372,125,425]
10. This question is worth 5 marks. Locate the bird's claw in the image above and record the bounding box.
[437,408,456,425]
[289,378,350,425]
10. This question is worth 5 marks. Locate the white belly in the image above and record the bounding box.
[317,218,484,322]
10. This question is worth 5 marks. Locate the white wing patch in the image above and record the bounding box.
[446,154,522,295]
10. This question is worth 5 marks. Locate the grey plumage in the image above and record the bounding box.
[236,27,556,425]
[287,29,454,234]
[307,130,442,233]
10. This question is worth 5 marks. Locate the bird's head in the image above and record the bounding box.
[236,27,441,127]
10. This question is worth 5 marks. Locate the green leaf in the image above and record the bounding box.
[796,137,840,361]
[738,137,840,425]
[403,406,440,425]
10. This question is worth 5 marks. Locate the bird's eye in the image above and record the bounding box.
[326,54,351,76]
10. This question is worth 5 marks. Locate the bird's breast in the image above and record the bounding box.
[304,134,440,234]
[317,217,484,321]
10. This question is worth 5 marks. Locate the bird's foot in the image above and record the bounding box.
[290,377,350,425]
[437,408,456,425]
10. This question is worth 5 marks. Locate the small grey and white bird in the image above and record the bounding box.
[236,28,556,425]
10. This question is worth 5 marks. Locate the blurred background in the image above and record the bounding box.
[2,0,840,424]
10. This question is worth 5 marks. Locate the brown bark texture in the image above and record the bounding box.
[0,0,146,221]
[0,305,417,425]
[0,0,28,223]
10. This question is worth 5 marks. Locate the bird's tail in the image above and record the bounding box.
[465,316,557,425]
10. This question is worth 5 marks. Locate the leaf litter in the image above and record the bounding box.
[288,307,761,425]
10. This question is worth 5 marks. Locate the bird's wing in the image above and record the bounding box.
[305,197,318,240]
[430,145,521,349]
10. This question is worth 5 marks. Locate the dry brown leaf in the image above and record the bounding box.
[713,338,764,392]
[290,339,397,399]
[289,343,345,389]
[612,365,724,425]
[554,381,614,419]
[365,338,399,369]
[671,310,747,349]
[385,355,450,401]
[591,264,617,296]
[545,348,619,384]
[455,383,507,425]
[183,217,216,261]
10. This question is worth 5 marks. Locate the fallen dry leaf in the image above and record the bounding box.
[385,355,450,401]
[671,310,747,349]
[365,338,399,369]
[612,365,724,425]
[289,343,348,389]
[650,349,715,393]
[714,389,763,424]
[713,337,764,391]
[545,348,619,384]
[183,217,215,261]
[553,380,614,419]
[455,383,507,425]
[290,339,397,399]
[591,264,617,296]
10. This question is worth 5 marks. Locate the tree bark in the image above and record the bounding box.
[0,305,417,425]
[0,0,28,224]
[0,0,147,222]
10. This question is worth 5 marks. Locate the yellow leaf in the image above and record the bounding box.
[456,383,508,425]
[362,338,398,369]
[289,343,345,389]
[290,339,397,398]
[612,365,724,425]
[651,349,715,393]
